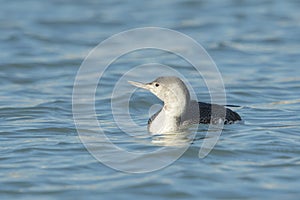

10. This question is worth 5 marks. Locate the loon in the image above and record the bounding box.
[129,76,241,134]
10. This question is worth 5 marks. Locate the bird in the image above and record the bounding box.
[128,76,241,134]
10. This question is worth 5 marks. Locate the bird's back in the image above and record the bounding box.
[187,101,241,124]
[148,101,241,129]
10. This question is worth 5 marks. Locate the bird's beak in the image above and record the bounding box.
[128,80,150,90]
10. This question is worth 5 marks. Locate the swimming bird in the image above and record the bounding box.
[129,76,241,134]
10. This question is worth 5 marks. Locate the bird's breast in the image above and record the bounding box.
[148,109,181,134]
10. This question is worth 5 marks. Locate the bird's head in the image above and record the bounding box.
[129,76,190,114]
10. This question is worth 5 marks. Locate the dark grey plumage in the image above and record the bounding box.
[196,102,241,124]
[148,102,241,126]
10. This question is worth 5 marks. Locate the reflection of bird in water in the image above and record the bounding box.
[129,76,241,134]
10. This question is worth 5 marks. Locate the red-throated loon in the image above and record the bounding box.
[129,76,241,134]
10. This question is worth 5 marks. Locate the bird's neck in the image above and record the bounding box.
[163,94,190,118]
[163,102,187,117]
[148,107,181,134]
[162,98,190,129]
[149,102,189,134]
[149,88,191,134]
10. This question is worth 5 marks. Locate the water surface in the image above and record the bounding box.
[1,0,300,199]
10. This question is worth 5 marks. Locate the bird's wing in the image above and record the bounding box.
[194,101,241,124]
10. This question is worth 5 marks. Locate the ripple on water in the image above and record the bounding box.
[1,0,300,199]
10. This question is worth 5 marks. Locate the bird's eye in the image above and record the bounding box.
[155,83,160,87]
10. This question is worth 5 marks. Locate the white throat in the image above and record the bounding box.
[149,97,190,134]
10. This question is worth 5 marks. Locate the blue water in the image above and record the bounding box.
[1,0,300,199]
